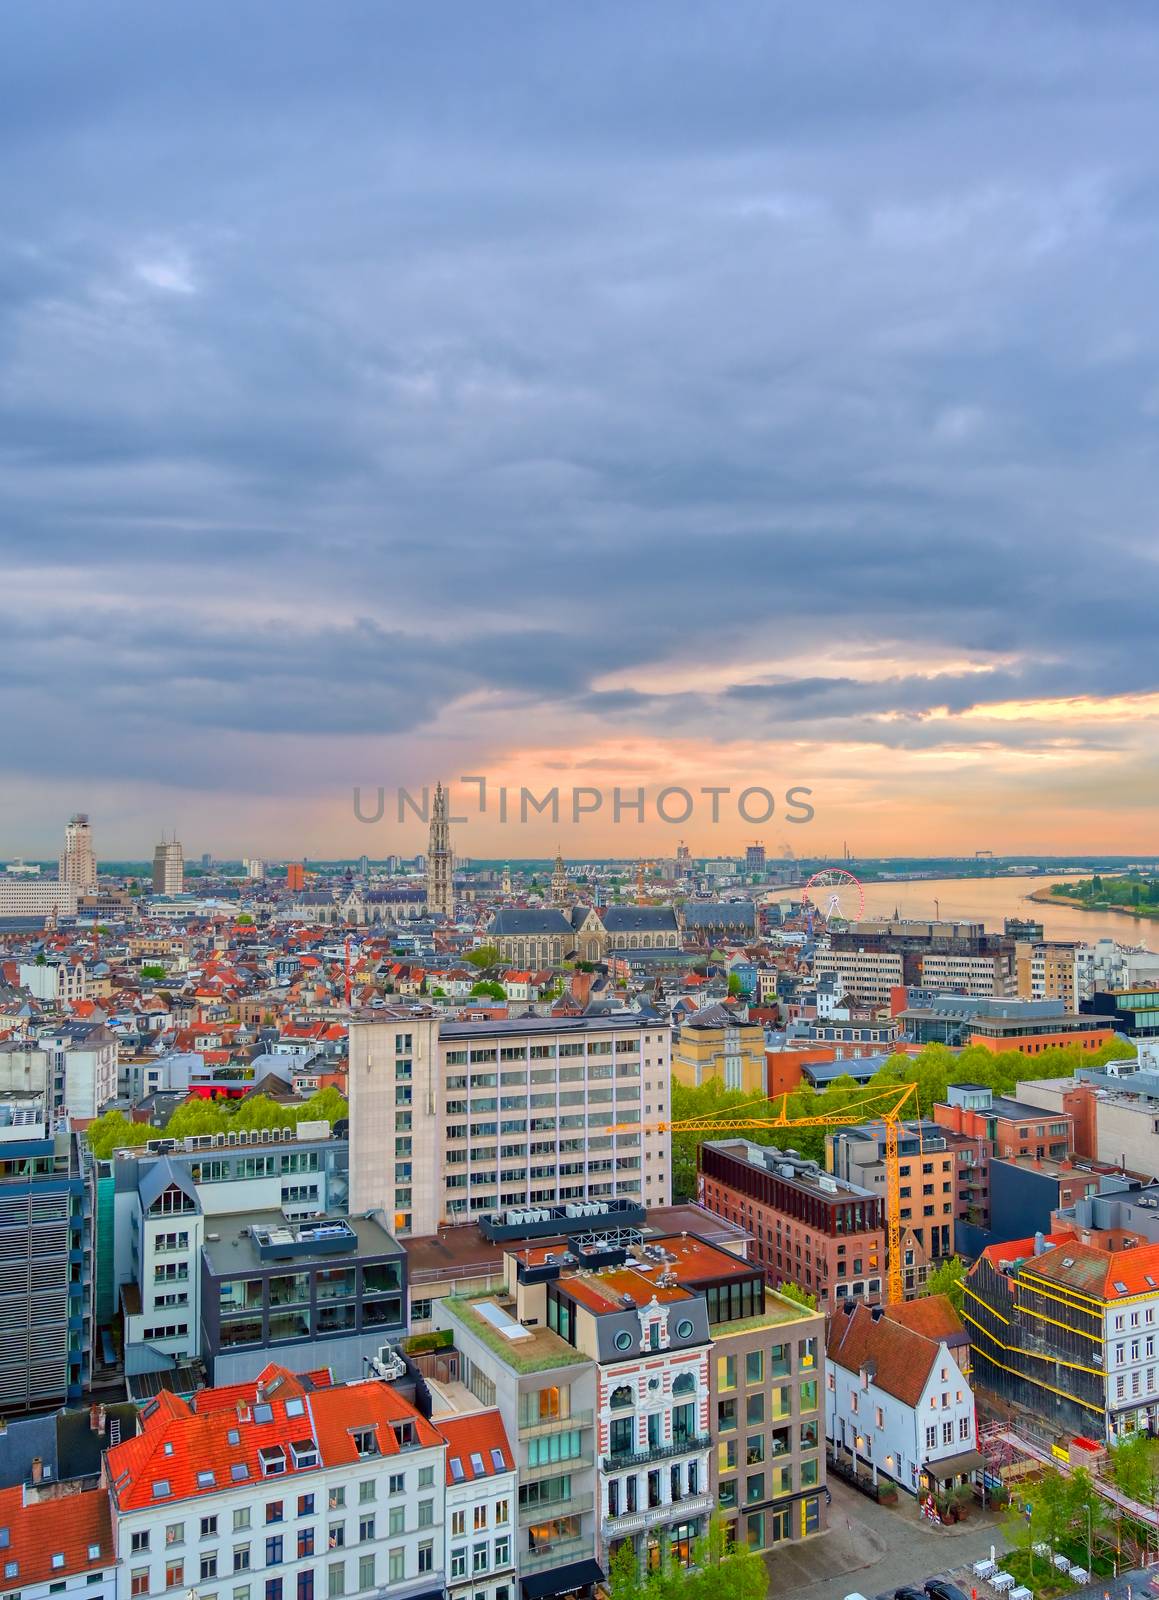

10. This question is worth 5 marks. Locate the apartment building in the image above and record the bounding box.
[671,1004,765,1093]
[0,1481,115,1600]
[110,1127,351,1379]
[349,1011,672,1237]
[811,947,903,1009]
[826,1300,978,1497]
[965,1235,1159,1441]
[0,1095,94,1413]
[0,877,79,920]
[437,1411,517,1600]
[933,1084,1074,1163]
[18,958,87,1009]
[918,950,1012,998]
[1014,940,1080,1008]
[708,1274,825,1550]
[106,1364,448,1600]
[435,1284,602,1598]
[698,1143,885,1309]
[828,1122,966,1292]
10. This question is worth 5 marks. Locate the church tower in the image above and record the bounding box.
[426,782,453,918]
[502,863,513,897]
[550,848,568,907]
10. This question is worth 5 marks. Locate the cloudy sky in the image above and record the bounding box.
[3,0,1159,861]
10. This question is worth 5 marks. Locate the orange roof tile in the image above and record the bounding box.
[436,1409,514,1485]
[0,1483,112,1586]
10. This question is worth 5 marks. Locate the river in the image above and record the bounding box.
[773,874,1156,948]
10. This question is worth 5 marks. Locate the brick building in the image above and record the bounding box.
[698,1143,885,1309]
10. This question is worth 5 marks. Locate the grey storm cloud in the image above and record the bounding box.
[3,0,1159,815]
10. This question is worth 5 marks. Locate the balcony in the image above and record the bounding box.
[522,1537,589,1575]
[601,1434,711,1472]
[519,1408,594,1440]
[601,1493,715,1538]
[519,1491,594,1527]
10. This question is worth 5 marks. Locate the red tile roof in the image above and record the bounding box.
[0,1483,112,1586]
[826,1301,942,1408]
[436,1409,514,1485]
[107,1364,443,1511]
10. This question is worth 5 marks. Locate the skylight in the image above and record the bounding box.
[87,1545,101,1561]
[489,1448,505,1470]
[254,1403,274,1424]
[285,1398,305,1418]
[197,1471,216,1488]
[1147,1276,1156,1288]
[3,1563,16,1580]
[1115,1281,1129,1294]
[231,1464,249,1482]
[228,1428,240,1445]
[470,1453,485,1475]
[449,1457,465,1482]
[52,1555,65,1570]
[152,1480,171,1499]
[0,1532,8,1551]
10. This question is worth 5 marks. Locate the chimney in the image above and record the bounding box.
[31,1457,43,1484]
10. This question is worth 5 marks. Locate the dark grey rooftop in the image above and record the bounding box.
[202,1208,402,1277]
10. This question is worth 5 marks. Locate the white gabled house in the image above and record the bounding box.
[825,1298,979,1498]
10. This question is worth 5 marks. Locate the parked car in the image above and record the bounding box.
[924,1582,971,1600]
[896,1589,927,1600]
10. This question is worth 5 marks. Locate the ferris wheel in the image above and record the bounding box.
[802,867,865,926]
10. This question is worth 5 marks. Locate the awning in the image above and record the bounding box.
[521,1559,605,1599]
[925,1448,985,1480]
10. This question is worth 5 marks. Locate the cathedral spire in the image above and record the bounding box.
[426,781,453,919]
[550,846,568,908]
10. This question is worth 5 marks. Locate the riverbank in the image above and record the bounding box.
[1029,884,1159,923]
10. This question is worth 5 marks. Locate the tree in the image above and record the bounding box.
[683,1516,766,1600]
[236,913,254,926]
[431,986,448,999]
[776,1281,817,1310]
[296,1086,348,1126]
[1109,1430,1159,1504]
[727,972,744,997]
[465,945,501,969]
[606,1542,647,1600]
[85,1110,156,1160]
[921,1257,967,1312]
[140,964,166,980]
[470,980,507,1000]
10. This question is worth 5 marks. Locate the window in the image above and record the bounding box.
[389,1549,406,1584]
[327,1564,344,1600]
[201,1555,219,1582]
[328,1490,345,1512]
[358,1481,375,1505]
[265,1582,283,1600]
[472,1543,488,1575]
[388,1508,405,1537]
[358,1558,375,1593]
[265,1538,283,1568]
[451,1550,467,1580]
[201,1516,219,1540]
[359,1517,375,1543]
[495,1499,509,1525]
[418,1500,433,1529]
[266,1504,284,1526]
[297,1531,314,1560]
[388,1474,404,1495]
[942,1422,953,1446]
[234,1546,251,1572]
[131,1532,150,1554]
[297,1495,315,1517]
[165,1562,184,1591]
[925,1425,937,1450]
[473,1505,488,1531]
[328,1524,344,1551]
[451,1511,466,1538]
[959,1417,971,1441]
[165,1524,185,1549]
[745,1350,763,1385]
[132,1571,150,1597]
[494,1537,510,1567]
[418,1465,435,1489]
[418,1542,434,1574]
[297,1574,314,1600]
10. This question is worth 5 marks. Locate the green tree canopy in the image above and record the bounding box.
[140,964,166,980]
[470,979,507,1000]
[465,945,501,968]
[921,1256,967,1311]
[776,1281,817,1310]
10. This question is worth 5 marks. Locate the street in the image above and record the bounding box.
[764,1477,1012,1600]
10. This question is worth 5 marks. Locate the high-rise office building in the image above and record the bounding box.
[151,835,184,895]
[425,781,453,917]
[59,813,97,890]
[348,1010,671,1235]
[285,861,306,892]
[243,857,265,880]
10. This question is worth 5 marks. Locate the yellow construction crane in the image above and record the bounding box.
[609,1079,919,1305]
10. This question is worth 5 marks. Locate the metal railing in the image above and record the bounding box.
[519,1491,594,1526]
[521,1536,590,1575]
[519,1408,594,1439]
[601,1493,716,1538]
[601,1434,711,1471]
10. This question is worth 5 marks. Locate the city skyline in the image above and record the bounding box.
[4,3,1159,856]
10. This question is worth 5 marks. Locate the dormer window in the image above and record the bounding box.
[259,1446,286,1477]
[352,1427,380,1458]
[290,1439,318,1470]
[389,1422,414,1451]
